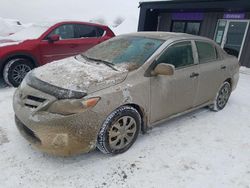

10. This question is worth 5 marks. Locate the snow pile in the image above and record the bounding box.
[0,17,24,37]
[113,16,138,35]
[0,41,20,47]
[7,24,50,41]
[240,66,250,75]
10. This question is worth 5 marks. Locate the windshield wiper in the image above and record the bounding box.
[81,55,118,71]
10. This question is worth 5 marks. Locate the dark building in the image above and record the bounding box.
[138,0,250,67]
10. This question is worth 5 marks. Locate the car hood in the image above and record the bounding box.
[0,39,21,47]
[27,56,128,99]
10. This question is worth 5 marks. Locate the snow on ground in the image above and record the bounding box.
[0,71,250,188]
[240,66,250,75]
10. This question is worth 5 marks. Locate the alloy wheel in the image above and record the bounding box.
[12,64,31,84]
[217,83,231,109]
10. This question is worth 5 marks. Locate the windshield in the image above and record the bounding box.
[7,25,50,41]
[83,36,164,71]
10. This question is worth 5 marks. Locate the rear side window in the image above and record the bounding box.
[76,24,98,38]
[196,41,217,63]
[97,27,105,37]
[157,41,194,69]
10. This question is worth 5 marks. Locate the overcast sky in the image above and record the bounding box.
[0,0,141,24]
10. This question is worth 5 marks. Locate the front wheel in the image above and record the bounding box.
[210,81,231,112]
[97,106,141,154]
[3,58,34,87]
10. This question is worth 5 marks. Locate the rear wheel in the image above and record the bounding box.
[210,81,231,112]
[3,58,34,87]
[97,106,141,154]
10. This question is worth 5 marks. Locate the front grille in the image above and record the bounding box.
[27,95,46,103]
[23,95,46,109]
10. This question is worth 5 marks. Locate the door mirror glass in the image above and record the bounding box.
[48,34,60,42]
[151,63,175,76]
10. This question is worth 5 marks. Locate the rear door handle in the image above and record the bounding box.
[221,65,227,70]
[190,72,199,78]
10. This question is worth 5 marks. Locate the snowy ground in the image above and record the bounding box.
[0,71,250,188]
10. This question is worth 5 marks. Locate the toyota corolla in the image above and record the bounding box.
[13,32,239,156]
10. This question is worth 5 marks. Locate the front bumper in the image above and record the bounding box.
[13,84,103,156]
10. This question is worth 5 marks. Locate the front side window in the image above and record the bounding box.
[196,41,217,63]
[157,41,194,69]
[76,24,98,38]
[48,24,75,39]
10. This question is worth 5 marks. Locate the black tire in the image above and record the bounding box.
[210,81,231,112]
[3,58,34,87]
[97,106,141,155]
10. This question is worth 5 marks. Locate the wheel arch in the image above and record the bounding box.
[224,78,232,87]
[0,53,38,75]
[124,103,148,134]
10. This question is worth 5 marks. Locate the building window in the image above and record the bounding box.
[171,21,201,35]
[172,22,185,33]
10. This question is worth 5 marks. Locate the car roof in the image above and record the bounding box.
[32,20,109,29]
[122,32,214,42]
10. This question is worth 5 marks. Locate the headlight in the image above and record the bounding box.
[48,97,100,115]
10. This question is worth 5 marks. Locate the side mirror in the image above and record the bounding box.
[48,34,60,43]
[151,63,175,76]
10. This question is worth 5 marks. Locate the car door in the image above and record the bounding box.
[39,24,81,64]
[193,40,227,106]
[150,41,199,124]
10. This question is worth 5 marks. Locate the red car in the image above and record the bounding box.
[0,21,115,87]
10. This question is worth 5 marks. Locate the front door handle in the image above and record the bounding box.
[221,65,227,70]
[190,72,199,78]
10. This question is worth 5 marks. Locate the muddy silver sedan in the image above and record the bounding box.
[13,32,239,156]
